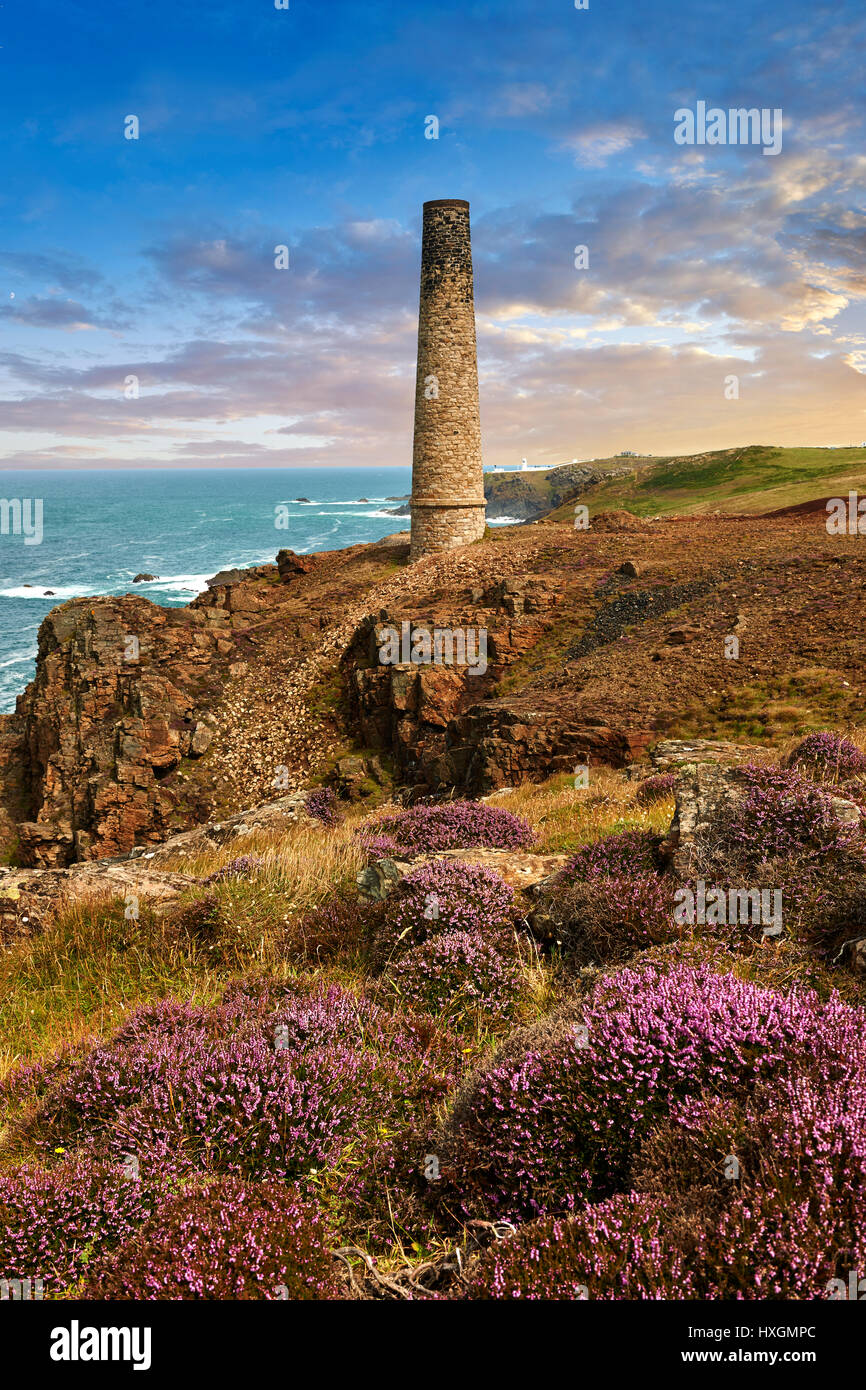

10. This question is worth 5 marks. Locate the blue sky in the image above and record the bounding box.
[1,0,864,468]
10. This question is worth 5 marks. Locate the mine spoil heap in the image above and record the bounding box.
[410,199,486,560]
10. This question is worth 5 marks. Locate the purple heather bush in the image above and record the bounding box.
[635,1055,866,1299]
[13,984,456,1193]
[635,772,678,806]
[382,927,528,1027]
[355,831,403,863]
[463,1193,701,1300]
[0,1154,166,1296]
[786,731,866,784]
[305,787,340,828]
[203,855,265,885]
[374,858,517,964]
[440,960,864,1221]
[535,870,676,967]
[559,828,662,883]
[86,1178,340,1300]
[366,800,534,857]
[715,763,863,871]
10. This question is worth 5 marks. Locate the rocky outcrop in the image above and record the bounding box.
[0,790,316,944]
[660,762,862,878]
[357,847,571,901]
[346,577,651,794]
[0,570,295,866]
[0,861,197,946]
[649,739,759,771]
[480,463,636,521]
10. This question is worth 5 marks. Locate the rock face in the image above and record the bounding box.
[346,583,651,794]
[0,586,263,866]
[482,463,635,521]
[357,847,571,901]
[660,761,862,878]
[0,861,197,946]
[276,549,319,581]
[650,739,757,771]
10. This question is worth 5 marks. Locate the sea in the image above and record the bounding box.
[0,467,518,715]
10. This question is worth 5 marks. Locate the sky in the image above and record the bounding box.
[0,0,864,470]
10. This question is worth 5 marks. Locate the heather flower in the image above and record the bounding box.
[355,831,403,863]
[535,870,676,967]
[16,984,457,1190]
[440,961,865,1220]
[374,859,516,963]
[462,1193,702,1300]
[86,1178,340,1300]
[203,855,264,885]
[716,764,863,870]
[382,928,528,1027]
[559,829,662,883]
[786,732,866,784]
[305,787,339,828]
[367,800,534,857]
[638,1060,866,1299]
[635,772,677,806]
[0,1154,168,1296]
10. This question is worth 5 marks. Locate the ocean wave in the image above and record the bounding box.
[144,574,212,595]
[0,584,90,600]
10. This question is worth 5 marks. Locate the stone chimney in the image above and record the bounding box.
[409,199,486,561]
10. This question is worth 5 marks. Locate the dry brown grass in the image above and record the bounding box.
[484,768,674,854]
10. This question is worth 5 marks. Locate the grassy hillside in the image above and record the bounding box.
[540,445,866,521]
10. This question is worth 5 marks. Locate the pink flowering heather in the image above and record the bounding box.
[440,961,865,1221]
[464,1052,866,1299]
[203,854,265,884]
[374,858,516,962]
[635,772,678,806]
[355,831,403,863]
[716,763,863,869]
[305,787,340,827]
[539,870,677,966]
[661,1061,866,1300]
[0,1155,167,1296]
[367,800,534,856]
[383,928,527,1027]
[462,1193,702,1300]
[560,829,662,883]
[14,984,456,1187]
[786,731,866,783]
[86,1178,340,1300]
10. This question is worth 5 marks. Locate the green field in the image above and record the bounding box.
[539,445,866,520]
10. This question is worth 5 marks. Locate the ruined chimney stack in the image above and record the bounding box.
[409,199,486,560]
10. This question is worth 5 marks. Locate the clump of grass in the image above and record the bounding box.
[483,769,672,855]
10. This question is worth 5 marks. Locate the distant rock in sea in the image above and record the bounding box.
[294,497,311,503]
[133,573,157,583]
[385,494,410,501]
[357,497,370,503]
